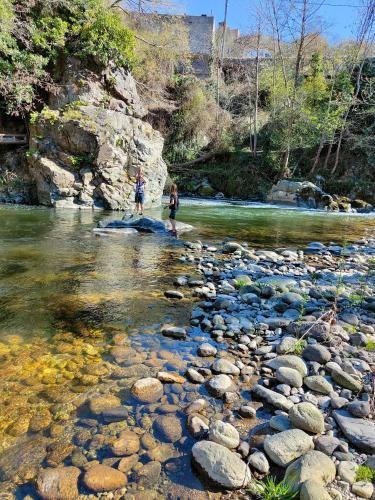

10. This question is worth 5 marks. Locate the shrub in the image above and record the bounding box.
[356,465,375,482]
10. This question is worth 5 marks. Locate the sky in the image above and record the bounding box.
[178,0,363,42]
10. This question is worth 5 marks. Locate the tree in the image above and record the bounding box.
[0,0,136,118]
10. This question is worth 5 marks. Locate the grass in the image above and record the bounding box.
[291,338,307,355]
[250,477,298,500]
[234,278,250,288]
[356,465,375,482]
[365,340,375,352]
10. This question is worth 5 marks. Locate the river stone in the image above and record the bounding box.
[248,451,269,474]
[29,409,52,432]
[270,415,292,432]
[206,374,235,397]
[212,358,240,375]
[347,400,371,418]
[160,325,187,339]
[303,344,331,364]
[135,461,161,487]
[154,415,182,442]
[223,242,244,253]
[252,384,294,411]
[337,460,357,483]
[37,467,80,500]
[275,367,303,388]
[263,429,313,467]
[131,377,164,403]
[289,402,325,434]
[186,368,205,384]
[198,343,217,357]
[266,355,308,377]
[276,336,299,354]
[208,420,240,449]
[352,481,374,498]
[314,435,341,455]
[333,410,375,453]
[89,395,121,415]
[331,369,362,392]
[300,479,332,500]
[284,450,336,492]
[0,436,50,482]
[157,371,185,384]
[111,430,140,456]
[83,464,127,492]
[118,454,139,473]
[192,440,251,489]
[304,375,333,395]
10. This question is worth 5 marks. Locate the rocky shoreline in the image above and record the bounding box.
[2,235,375,498]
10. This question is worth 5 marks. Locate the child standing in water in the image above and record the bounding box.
[167,183,179,236]
[134,168,146,215]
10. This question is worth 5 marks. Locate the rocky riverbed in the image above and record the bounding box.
[2,234,375,498]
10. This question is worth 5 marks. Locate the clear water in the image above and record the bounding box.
[0,200,374,496]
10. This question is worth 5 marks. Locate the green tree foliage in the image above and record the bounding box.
[0,0,135,117]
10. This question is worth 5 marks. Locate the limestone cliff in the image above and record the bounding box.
[28,58,167,209]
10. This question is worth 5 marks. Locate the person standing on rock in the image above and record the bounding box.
[134,168,146,216]
[165,183,179,237]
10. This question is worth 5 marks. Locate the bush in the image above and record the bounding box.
[356,465,375,482]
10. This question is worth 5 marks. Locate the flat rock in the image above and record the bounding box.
[208,420,240,449]
[304,375,333,395]
[284,450,336,492]
[83,464,127,492]
[333,410,375,453]
[266,355,308,377]
[289,402,325,434]
[89,395,121,416]
[131,377,164,403]
[37,467,80,500]
[264,429,313,467]
[0,436,50,482]
[252,384,294,411]
[192,440,251,489]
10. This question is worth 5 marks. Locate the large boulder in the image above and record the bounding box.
[192,440,251,489]
[28,58,167,209]
[284,450,336,492]
[333,410,375,453]
[263,429,313,467]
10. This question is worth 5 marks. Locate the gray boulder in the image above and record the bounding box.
[284,450,336,492]
[289,402,325,434]
[192,440,251,489]
[333,410,375,453]
[264,429,313,467]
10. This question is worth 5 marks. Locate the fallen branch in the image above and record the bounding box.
[168,151,218,170]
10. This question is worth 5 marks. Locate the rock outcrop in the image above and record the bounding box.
[267,179,373,212]
[27,58,167,209]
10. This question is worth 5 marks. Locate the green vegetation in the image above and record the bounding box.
[365,340,375,352]
[356,465,375,482]
[0,0,135,117]
[250,477,298,500]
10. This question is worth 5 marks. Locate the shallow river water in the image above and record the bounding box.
[0,200,375,497]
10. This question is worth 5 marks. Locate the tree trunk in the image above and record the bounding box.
[253,28,261,157]
[294,0,308,89]
[310,137,324,175]
[324,141,333,169]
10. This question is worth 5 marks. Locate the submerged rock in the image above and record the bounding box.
[131,377,164,403]
[37,466,80,500]
[83,464,127,492]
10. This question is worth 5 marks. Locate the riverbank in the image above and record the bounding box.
[1,226,375,497]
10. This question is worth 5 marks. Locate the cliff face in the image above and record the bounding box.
[27,58,167,209]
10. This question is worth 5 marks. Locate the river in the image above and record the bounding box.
[0,200,374,496]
